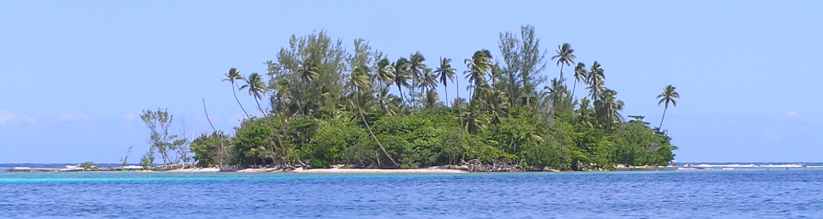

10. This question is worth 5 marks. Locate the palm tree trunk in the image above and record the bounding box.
[571,79,578,102]
[412,74,417,108]
[658,105,668,130]
[231,82,250,118]
[456,79,460,106]
[444,84,448,106]
[469,85,474,103]
[349,99,399,167]
[254,97,266,115]
[396,84,405,106]
[559,65,565,83]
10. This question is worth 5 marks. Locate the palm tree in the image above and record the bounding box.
[348,65,399,167]
[547,78,568,106]
[351,65,372,105]
[657,85,680,129]
[419,68,439,108]
[484,88,507,125]
[419,68,438,94]
[377,58,395,89]
[551,43,576,83]
[272,77,291,115]
[597,89,624,128]
[461,106,485,134]
[270,77,293,165]
[576,97,595,128]
[434,57,456,102]
[295,63,318,116]
[376,58,395,112]
[240,73,268,115]
[587,61,605,102]
[409,52,426,106]
[393,58,411,105]
[223,68,250,119]
[465,50,493,101]
[571,62,588,100]
[353,65,372,91]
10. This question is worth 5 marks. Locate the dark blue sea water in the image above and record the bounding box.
[1,170,822,218]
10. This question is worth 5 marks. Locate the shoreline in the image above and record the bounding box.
[1,165,472,173]
[8,163,818,173]
[1,166,673,173]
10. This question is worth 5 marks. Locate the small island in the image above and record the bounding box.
[10,26,679,173]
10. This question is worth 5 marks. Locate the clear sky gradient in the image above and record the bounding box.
[1,0,821,163]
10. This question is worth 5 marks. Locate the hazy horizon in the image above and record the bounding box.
[2,0,822,163]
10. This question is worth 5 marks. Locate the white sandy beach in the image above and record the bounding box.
[237,167,283,173]
[229,167,469,173]
[167,168,221,172]
[291,167,468,174]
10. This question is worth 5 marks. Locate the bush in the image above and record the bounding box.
[190,131,230,167]
[371,110,456,167]
[232,117,278,167]
[519,136,571,169]
[307,116,366,167]
[611,120,675,166]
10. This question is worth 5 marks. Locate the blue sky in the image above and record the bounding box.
[1,0,821,163]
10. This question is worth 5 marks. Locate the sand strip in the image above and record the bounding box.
[292,168,468,174]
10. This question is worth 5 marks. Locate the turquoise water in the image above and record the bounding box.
[1,171,822,218]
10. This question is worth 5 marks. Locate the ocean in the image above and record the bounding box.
[1,168,822,218]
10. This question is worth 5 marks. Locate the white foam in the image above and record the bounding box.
[691,164,756,168]
[760,164,803,168]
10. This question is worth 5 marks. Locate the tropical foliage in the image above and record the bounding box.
[143,26,678,170]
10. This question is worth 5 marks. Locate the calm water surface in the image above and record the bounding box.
[1,170,822,218]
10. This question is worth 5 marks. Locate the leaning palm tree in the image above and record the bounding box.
[240,73,268,115]
[351,65,372,105]
[551,43,576,83]
[223,68,250,118]
[657,85,680,129]
[571,62,588,100]
[349,66,399,167]
[434,57,456,102]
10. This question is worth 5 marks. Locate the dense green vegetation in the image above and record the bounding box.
[150,26,679,171]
